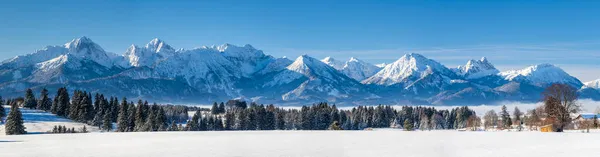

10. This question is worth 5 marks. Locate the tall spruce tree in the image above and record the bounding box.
[55,87,70,117]
[5,102,26,135]
[36,88,52,111]
[134,100,147,131]
[499,105,512,129]
[23,88,37,109]
[127,102,136,132]
[102,111,113,131]
[69,90,82,120]
[77,93,94,123]
[218,102,226,114]
[155,107,167,131]
[116,97,129,132]
[211,102,219,114]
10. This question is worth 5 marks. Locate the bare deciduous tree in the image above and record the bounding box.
[543,84,581,132]
[466,115,481,131]
[483,110,498,130]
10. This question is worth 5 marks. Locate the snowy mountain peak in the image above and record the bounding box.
[213,43,265,60]
[64,36,105,53]
[363,53,453,85]
[455,57,499,79]
[480,57,488,62]
[62,37,113,67]
[500,64,583,87]
[64,36,95,49]
[145,38,175,54]
[288,55,339,78]
[341,57,381,81]
[584,79,600,89]
[321,56,345,70]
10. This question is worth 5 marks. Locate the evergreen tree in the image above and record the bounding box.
[134,100,147,131]
[116,97,129,132]
[499,105,512,129]
[127,102,136,132]
[23,88,37,109]
[51,89,60,114]
[218,102,226,114]
[69,90,82,120]
[214,117,224,130]
[56,88,70,117]
[211,102,219,114]
[185,111,201,131]
[155,107,167,131]
[77,93,94,123]
[5,102,26,135]
[36,88,52,111]
[102,113,112,132]
[224,111,234,130]
[111,97,119,122]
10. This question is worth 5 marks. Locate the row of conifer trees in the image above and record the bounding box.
[3,87,478,135]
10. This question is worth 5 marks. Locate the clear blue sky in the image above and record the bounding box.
[1,0,599,80]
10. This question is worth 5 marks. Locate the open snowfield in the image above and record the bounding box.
[0,106,100,135]
[2,130,600,157]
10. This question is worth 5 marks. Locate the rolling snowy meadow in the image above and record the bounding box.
[3,130,600,157]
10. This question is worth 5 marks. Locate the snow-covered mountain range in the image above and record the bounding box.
[1,37,598,106]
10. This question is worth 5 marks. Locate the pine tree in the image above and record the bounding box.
[77,93,94,123]
[211,102,219,114]
[5,102,26,135]
[91,96,107,127]
[134,100,146,131]
[23,88,37,109]
[185,111,201,131]
[155,107,167,131]
[37,88,52,111]
[116,97,129,132]
[127,102,136,132]
[102,113,112,132]
[69,90,82,120]
[51,89,60,114]
[499,105,512,129]
[110,97,119,122]
[218,102,226,114]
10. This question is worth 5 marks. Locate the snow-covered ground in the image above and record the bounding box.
[0,106,99,135]
[2,130,600,157]
[3,106,600,157]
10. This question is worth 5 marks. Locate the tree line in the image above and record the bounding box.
[3,87,480,134]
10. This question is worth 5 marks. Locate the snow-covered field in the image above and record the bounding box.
[2,130,600,157]
[0,106,99,135]
[3,107,600,157]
